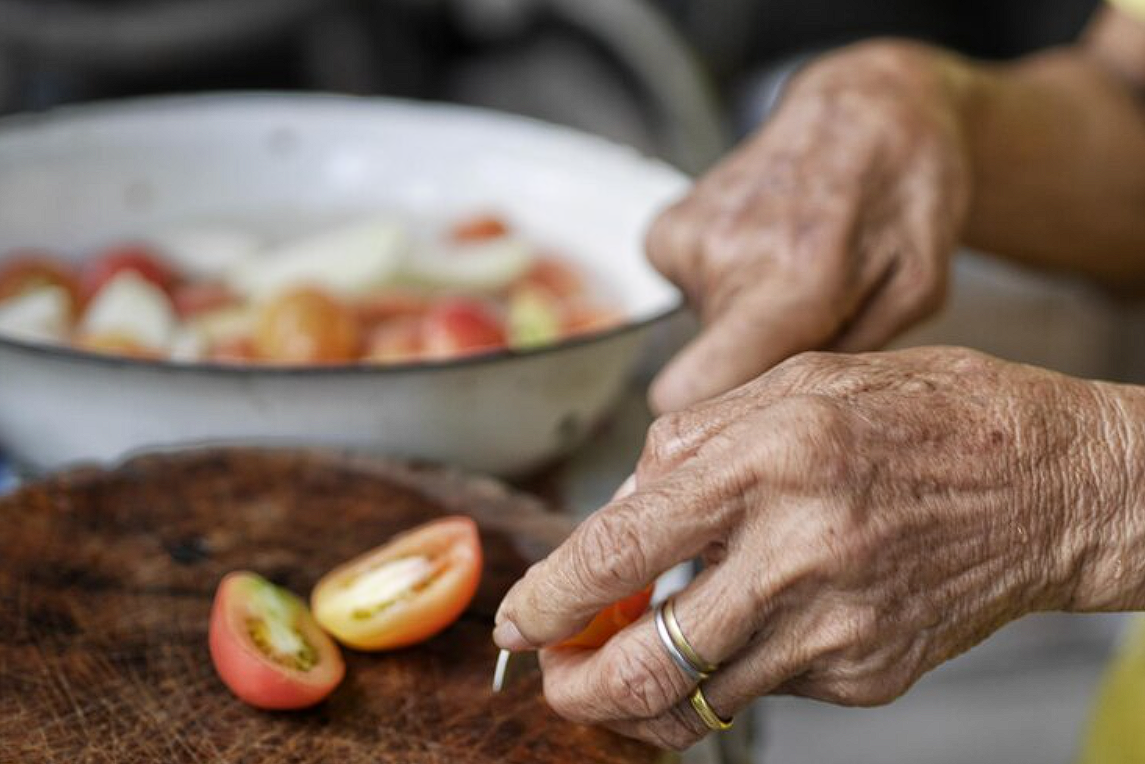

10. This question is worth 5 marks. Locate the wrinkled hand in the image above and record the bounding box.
[648,41,972,412]
[494,347,1135,750]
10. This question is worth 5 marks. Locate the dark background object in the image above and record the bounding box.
[0,0,1101,170]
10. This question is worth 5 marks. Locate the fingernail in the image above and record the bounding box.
[493,620,533,651]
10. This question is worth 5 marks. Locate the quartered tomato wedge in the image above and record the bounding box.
[311,516,483,652]
[0,252,82,318]
[82,244,177,300]
[422,299,506,359]
[209,572,345,710]
[560,585,655,649]
[253,287,361,364]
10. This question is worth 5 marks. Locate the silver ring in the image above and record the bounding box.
[655,602,706,683]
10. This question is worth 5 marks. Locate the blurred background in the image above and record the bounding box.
[0,1,1133,763]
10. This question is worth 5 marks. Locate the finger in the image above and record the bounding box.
[536,559,772,727]
[494,458,748,650]
[645,197,705,300]
[829,263,945,353]
[650,286,841,413]
[600,604,839,751]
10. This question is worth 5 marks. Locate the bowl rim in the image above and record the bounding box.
[0,91,688,376]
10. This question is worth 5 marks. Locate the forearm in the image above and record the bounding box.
[953,9,1145,289]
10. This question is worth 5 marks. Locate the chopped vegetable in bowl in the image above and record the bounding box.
[0,213,622,366]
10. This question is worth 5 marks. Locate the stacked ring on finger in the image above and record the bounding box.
[654,598,718,682]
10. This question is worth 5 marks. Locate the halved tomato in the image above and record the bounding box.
[560,585,655,650]
[209,572,345,710]
[311,516,483,651]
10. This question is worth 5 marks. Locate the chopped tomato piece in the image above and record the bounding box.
[450,214,511,243]
[354,291,432,329]
[0,252,82,319]
[311,516,483,651]
[422,298,506,359]
[517,255,586,303]
[172,281,239,319]
[209,572,345,710]
[253,287,360,364]
[82,244,178,300]
[560,586,655,649]
[365,316,426,364]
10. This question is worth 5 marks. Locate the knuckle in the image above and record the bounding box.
[572,508,648,594]
[606,643,681,719]
[646,201,694,269]
[643,413,690,468]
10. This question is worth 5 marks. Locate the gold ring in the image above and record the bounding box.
[689,684,733,731]
[664,598,718,675]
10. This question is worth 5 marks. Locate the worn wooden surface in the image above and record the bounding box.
[0,448,657,764]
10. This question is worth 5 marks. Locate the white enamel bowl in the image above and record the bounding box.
[0,94,685,476]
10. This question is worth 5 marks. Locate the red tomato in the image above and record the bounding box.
[422,298,506,359]
[560,586,655,650]
[0,252,82,318]
[209,572,345,710]
[82,244,178,300]
[516,256,586,303]
[364,316,426,364]
[253,287,361,364]
[172,281,239,319]
[311,516,483,652]
[450,214,511,243]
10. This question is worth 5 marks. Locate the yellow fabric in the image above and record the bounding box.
[1110,0,1145,21]
[1078,617,1145,764]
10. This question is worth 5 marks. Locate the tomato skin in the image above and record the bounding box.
[364,316,426,364]
[516,256,586,304]
[82,244,177,300]
[422,299,506,359]
[253,287,360,364]
[0,252,82,318]
[560,586,654,650]
[209,572,345,711]
[354,291,432,329]
[172,281,238,319]
[450,214,511,243]
[311,516,483,652]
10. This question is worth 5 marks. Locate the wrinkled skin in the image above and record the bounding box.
[495,347,1142,751]
[647,42,971,413]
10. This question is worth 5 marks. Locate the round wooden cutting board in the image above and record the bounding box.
[0,448,658,764]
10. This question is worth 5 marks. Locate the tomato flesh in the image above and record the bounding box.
[561,586,654,649]
[209,572,344,710]
[311,516,482,651]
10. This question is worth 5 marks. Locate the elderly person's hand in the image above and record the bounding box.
[646,42,972,413]
[494,347,1142,750]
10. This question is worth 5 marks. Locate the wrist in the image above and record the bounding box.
[1051,381,1145,612]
